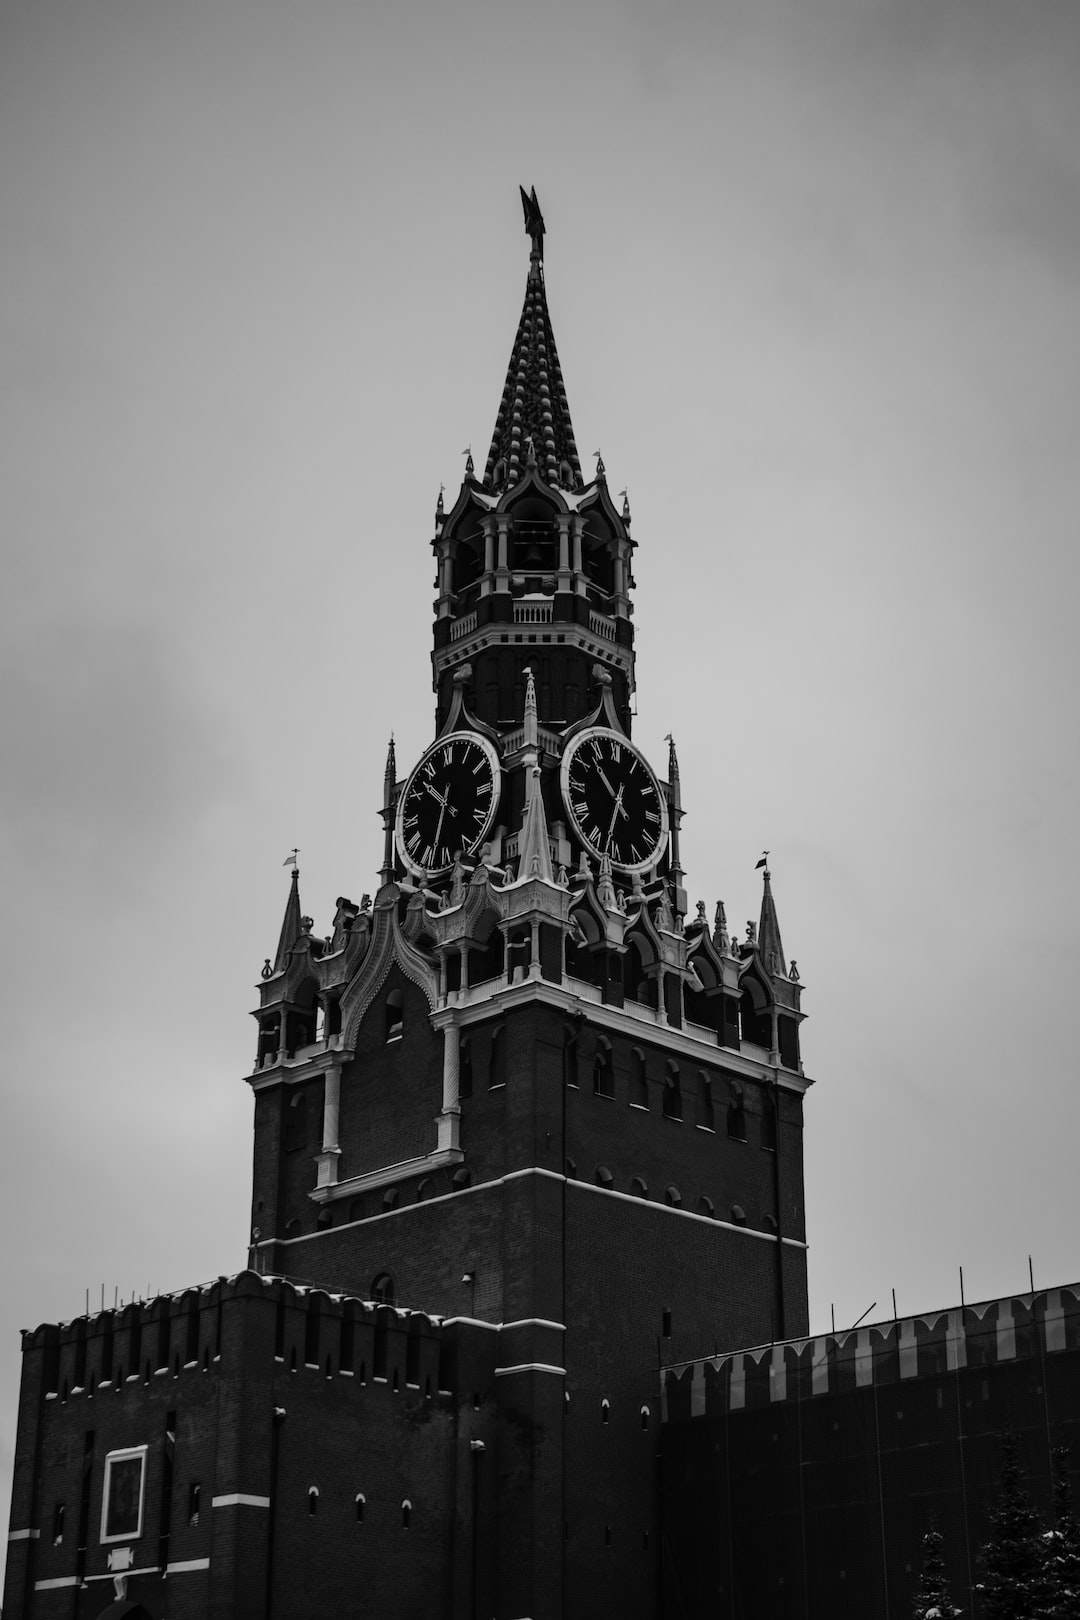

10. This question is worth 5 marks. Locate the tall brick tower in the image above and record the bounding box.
[246,188,813,1618]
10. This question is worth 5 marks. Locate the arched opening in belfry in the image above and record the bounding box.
[286,980,318,1056]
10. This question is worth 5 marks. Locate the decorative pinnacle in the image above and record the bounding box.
[522,665,538,748]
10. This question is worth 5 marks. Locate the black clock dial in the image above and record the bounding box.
[560,727,668,874]
[395,731,501,878]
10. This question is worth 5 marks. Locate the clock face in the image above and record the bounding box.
[395,731,502,878]
[559,727,668,873]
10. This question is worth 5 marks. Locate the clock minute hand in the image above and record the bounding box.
[603,784,626,852]
[595,764,618,797]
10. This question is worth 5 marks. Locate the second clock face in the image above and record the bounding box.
[395,731,501,878]
[560,726,668,873]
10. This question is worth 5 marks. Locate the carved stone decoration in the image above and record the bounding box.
[339,890,440,1047]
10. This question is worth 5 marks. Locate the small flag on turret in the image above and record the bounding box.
[283,849,299,868]
[755,852,769,869]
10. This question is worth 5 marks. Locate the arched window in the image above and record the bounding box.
[417,1178,436,1202]
[401,1499,412,1529]
[730,1203,748,1227]
[662,1061,682,1120]
[761,1092,777,1151]
[640,1405,650,1429]
[284,1091,307,1152]
[601,1398,610,1425]
[592,1038,614,1099]
[565,1157,578,1179]
[696,1070,714,1130]
[307,1486,319,1516]
[355,1493,365,1524]
[629,1176,648,1200]
[664,1185,682,1209]
[698,1195,715,1219]
[629,1047,648,1109]
[385,990,404,1042]
[382,1187,399,1211]
[595,1165,614,1189]
[727,1084,747,1141]
[371,1273,394,1305]
[452,1167,472,1191]
[488,1024,506,1088]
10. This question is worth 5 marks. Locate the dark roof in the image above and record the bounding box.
[483,204,582,493]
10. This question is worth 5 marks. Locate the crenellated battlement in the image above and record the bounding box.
[662,1283,1080,1423]
[23,1270,496,1407]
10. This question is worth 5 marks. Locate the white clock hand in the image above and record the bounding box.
[603,785,626,851]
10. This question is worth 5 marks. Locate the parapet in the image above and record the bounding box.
[662,1283,1080,1423]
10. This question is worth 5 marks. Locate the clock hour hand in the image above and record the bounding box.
[423,782,459,817]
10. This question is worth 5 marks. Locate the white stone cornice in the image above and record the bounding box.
[431,976,811,1092]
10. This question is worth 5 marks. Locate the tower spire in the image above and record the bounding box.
[483,189,582,493]
[273,863,302,973]
[757,863,787,978]
[515,765,554,884]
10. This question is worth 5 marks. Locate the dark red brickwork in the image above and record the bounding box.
[661,1286,1080,1620]
[5,1276,501,1620]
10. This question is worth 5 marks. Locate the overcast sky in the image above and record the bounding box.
[3,0,1079,1545]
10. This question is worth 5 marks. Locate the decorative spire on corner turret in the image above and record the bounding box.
[274,858,303,973]
[665,734,687,920]
[483,188,582,493]
[713,899,730,953]
[380,736,397,885]
[757,861,787,978]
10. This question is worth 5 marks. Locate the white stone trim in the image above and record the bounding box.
[310,1145,464,1206]
[500,1318,566,1332]
[211,1493,271,1509]
[35,1576,79,1590]
[8,1528,39,1541]
[255,1164,805,1249]
[166,1557,212,1573]
[495,1363,566,1377]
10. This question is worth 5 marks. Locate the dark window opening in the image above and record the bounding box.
[53,1503,65,1544]
[592,1040,614,1099]
[308,1487,319,1516]
[385,989,404,1042]
[188,1484,200,1527]
[371,1273,394,1305]
[459,1038,473,1099]
[662,1063,682,1120]
[285,1090,308,1152]
[661,1309,672,1340]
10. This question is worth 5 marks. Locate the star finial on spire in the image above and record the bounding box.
[520,184,545,268]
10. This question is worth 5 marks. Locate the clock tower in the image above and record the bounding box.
[246,189,811,1619]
